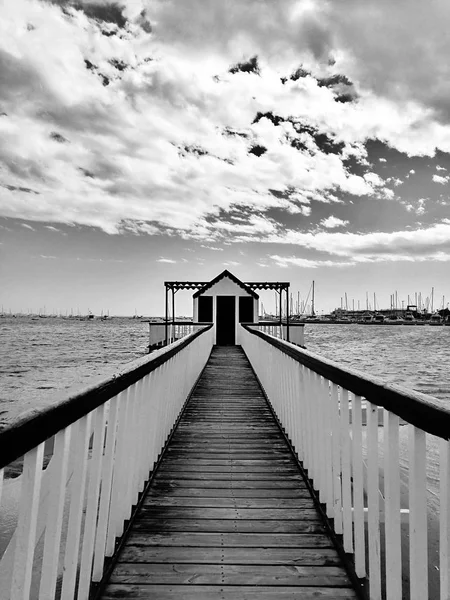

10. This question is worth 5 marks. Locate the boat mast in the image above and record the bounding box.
[311,281,315,316]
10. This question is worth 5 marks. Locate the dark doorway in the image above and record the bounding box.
[216,296,235,345]
[198,296,213,322]
[239,296,254,323]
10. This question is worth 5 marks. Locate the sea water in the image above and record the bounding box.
[2,318,449,426]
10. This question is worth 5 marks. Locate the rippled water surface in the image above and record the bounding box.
[1,318,450,425]
[0,316,150,424]
[305,323,450,403]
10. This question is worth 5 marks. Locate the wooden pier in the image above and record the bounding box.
[100,347,358,599]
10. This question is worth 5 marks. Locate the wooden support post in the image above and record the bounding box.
[165,285,169,345]
[286,286,290,342]
[172,288,176,342]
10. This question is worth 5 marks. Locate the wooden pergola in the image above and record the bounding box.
[164,279,291,341]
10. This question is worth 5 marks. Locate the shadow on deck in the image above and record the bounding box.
[99,346,359,599]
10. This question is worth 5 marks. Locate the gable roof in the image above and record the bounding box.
[193,270,259,299]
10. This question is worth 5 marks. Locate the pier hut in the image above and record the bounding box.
[159,269,304,347]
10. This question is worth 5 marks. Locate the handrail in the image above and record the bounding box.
[239,323,450,600]
[243,324,450,439]
[0,325,213,469]
[0,324,214,600]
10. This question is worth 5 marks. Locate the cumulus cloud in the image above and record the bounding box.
[262,221,450,261]
[320,216,349,229]
[157,257,176,263]
[433,174,449,185]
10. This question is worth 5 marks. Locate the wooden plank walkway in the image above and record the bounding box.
[100,346,358,599]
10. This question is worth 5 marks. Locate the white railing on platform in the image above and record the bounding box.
[148,322,208,350]
[0,325,213,600]
[239,324,450,600]
[253,322,305,347]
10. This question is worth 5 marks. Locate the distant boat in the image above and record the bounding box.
[403,313,416,325]
[372,313,385,324]
[428,313,443,326]
[385,314,404,325]
[359,313,373,324]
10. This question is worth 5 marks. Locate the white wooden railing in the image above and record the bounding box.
[239,324,450,600]
[148,322,210,350]
[0,325,214,600]
[253,322,305,347]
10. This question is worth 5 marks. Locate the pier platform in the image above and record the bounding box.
[99,346,359,599]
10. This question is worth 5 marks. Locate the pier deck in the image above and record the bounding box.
[100,346,358,599]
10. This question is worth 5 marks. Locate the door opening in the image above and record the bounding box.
[216,296,236,345]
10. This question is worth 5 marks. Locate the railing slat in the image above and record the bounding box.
[321,376,332,511]
[340,388,353,553]
[409,425,428,600]
[330,383,343,534]
[92,394,120,581]
[367,401,381,600]
[77,405,107,600]
[10,443,44,600]
[316,374,326,502]
[440,438,450,600]
[384,409,402,600]
[39,427,72,600]
[106,390,129,552]
[351,393,366,578]
[61,414,91,600]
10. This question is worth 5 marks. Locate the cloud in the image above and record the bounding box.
[433,174,449,185]
[320,216,349,229]
[157,257,177,263]
[379,158,387,163]
[21,223,35,230]
[2,0,450,244]
[247,220,450,264]
[200,245,223,251]
[270,255,346,268]
[223,261,240,267]
[436,165,447,171]
[270,251,450,268]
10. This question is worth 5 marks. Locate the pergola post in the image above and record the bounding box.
[165,285,169,345]
[172,288,176,342]
[286,287,290,342]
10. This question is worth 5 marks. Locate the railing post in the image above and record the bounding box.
[330,383,343,534]
[351,393,365,578]
[77,405,107,600]
[61,414,92,600]
[10,443,45,600]
[39,427,72,600]
[440,438,450,600]
[409,425,428,600]
[340,388,353,554]
[367,402,381,600]
[384,409,402,599]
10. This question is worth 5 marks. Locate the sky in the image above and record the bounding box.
[1,0,450,316]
